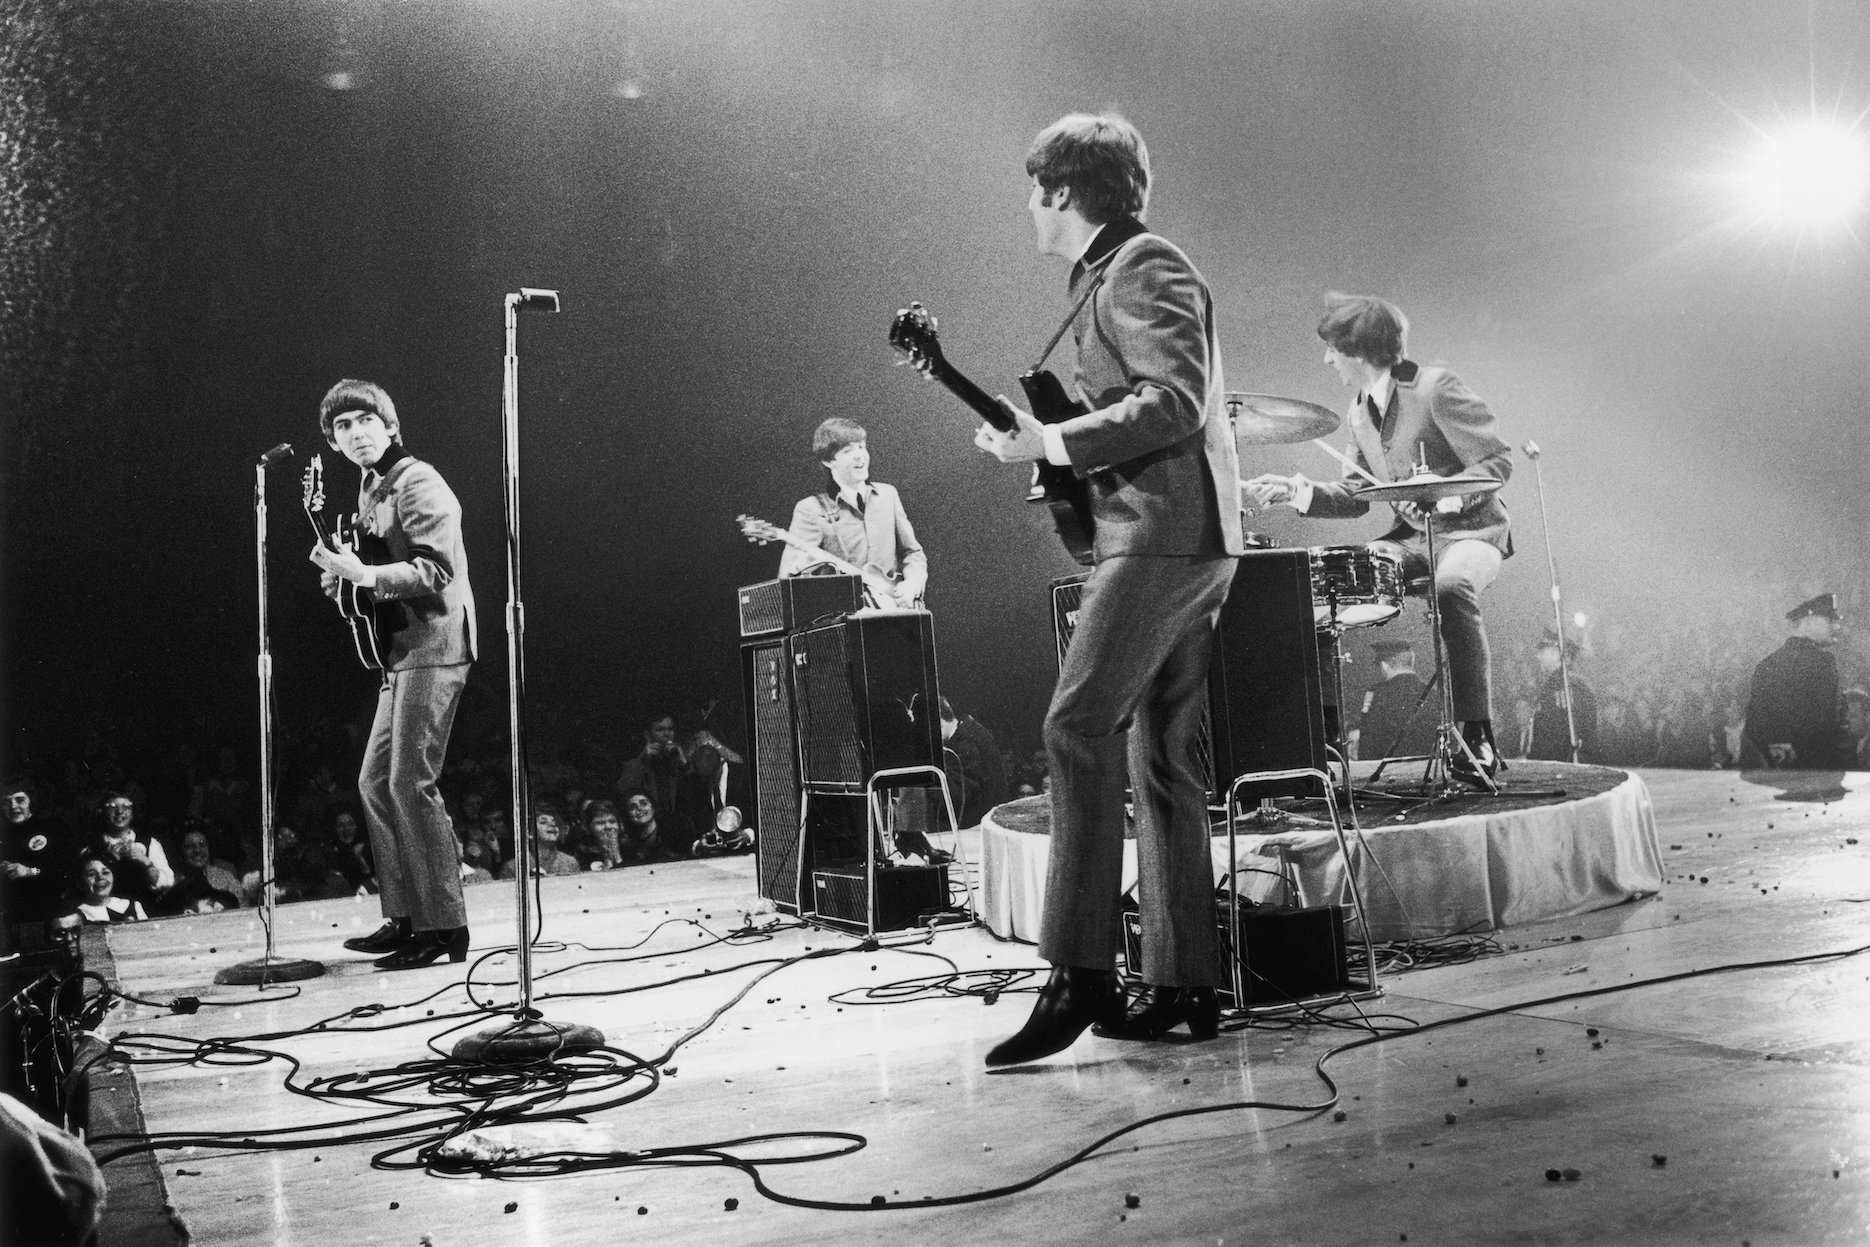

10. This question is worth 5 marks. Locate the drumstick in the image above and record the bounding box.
[1311,438,1384,486]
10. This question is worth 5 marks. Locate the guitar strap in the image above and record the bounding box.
[1026,239,1136,373]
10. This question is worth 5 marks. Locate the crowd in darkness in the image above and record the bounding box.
[1492,575,1870,770]
[1,678,1030,944]
[13,573,1859,942]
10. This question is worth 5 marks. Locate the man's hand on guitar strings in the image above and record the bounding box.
[973,398,1047,464]
[310,538,378,590]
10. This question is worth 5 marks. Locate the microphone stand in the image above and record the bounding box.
[1523,440,1580,763]
[454,288,605,1062]
[218,451,325,986]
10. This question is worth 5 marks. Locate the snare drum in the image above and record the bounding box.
[1308,545,1403,628]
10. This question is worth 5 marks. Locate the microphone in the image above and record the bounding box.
[259,443,294,466]
[512,288,561,313]
[1522,440,1541,460]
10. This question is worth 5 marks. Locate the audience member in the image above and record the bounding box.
[675,730,750,846]
[498,803,582,878]
[71,852,148,925]
[616,714,688,826]
[940,698,1009,828]
[570,798,624,870]
[156,826,244,916]
[619,790,684,865]
[2,778,80,933]
[85,792,172,911]
[325,806,376,894]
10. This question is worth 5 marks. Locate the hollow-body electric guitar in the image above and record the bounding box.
[301,454,397,671]
[735,514,920,611]
[888,301,1095,565]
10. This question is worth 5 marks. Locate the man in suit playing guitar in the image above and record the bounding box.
[309,380,478,971]
[973,114,1245,1065]
[778,417,927,609]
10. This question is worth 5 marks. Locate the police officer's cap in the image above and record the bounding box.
[1787,592,1838,622]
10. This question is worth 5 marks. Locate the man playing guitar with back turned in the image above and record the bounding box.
[777,416,927,609]
[973,113,1244,1066]
[309,379,477,972]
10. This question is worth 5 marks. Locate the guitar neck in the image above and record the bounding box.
[923,355,1017,433]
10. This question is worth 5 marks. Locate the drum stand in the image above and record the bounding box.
[1368,509,1499,800]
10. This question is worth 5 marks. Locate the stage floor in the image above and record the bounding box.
[87,768,1870,1247]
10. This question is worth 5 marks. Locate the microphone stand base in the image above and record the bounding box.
[214,956,327,986]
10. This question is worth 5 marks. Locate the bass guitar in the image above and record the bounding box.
[735,514,920,611]
[301,454,398,671]
[888,301,1094,565]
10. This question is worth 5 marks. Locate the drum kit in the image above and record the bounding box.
[1225,392,1503,798]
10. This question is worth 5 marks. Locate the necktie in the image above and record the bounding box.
[1365,394,1384,435]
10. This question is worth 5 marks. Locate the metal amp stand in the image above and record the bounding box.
[1222,767,1381,1014]
[797,764,975,938]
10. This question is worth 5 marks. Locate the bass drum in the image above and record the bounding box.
[1308,545,1403,628]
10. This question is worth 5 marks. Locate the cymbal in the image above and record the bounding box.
[1354,472,1503,504]
[1224,392,1340,445]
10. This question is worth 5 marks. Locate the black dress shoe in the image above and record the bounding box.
[1451,738,1500,789]
[344,917,412,954]
[985,965,1122,1067]
[375,927,468,971]
[1092,985,1221,1042]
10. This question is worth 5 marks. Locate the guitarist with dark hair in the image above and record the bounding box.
[309,379,477,971]
[776,417,927,610]
[970,113,1245,1066]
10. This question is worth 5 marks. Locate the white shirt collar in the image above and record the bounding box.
[1363,367,1395,414]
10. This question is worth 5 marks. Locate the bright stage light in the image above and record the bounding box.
[1742,118,1870,230]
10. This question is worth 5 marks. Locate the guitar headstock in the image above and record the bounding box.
[736,514,785,545]
[302,454,325,515]
[888,301,945,377]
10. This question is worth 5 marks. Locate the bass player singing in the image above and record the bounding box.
[777,416,927,609]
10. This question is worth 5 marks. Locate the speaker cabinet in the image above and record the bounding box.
[1051,554,1327,803]
[811,863,950,933]
[743,638,803,909]
[792,612,941,791]
[1208,550,1330,801]
[738,574,866,638]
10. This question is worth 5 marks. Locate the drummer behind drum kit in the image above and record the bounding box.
[1225,392,1503,797]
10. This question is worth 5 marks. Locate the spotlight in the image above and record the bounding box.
[1572,611,1588,629]
[1742,117,1870,230]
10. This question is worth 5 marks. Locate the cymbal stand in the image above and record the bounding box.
[1370,508,1498,799]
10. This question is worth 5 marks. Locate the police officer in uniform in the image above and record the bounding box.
[1744,593,1846,769]
[1529,627,1598,763]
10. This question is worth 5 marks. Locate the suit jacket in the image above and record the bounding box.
[1055,222,1244,561]
[779,481,927,598]
[357,450,477,670]
[1305,359,1513,555]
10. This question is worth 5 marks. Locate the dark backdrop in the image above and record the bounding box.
[4,0,1867,773]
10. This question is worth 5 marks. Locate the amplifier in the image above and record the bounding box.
[1207,550,1330,801]
[743,638,803,909]
[793,611,941,791]
[811,863,950,932]
[738,574,866,637]
[1123,902,1349,1005]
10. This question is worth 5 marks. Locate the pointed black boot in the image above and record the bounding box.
[375,926,468,970]
[1092,985,1221,1042]
[985,965,1122,1067]
[343,916,412,954]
